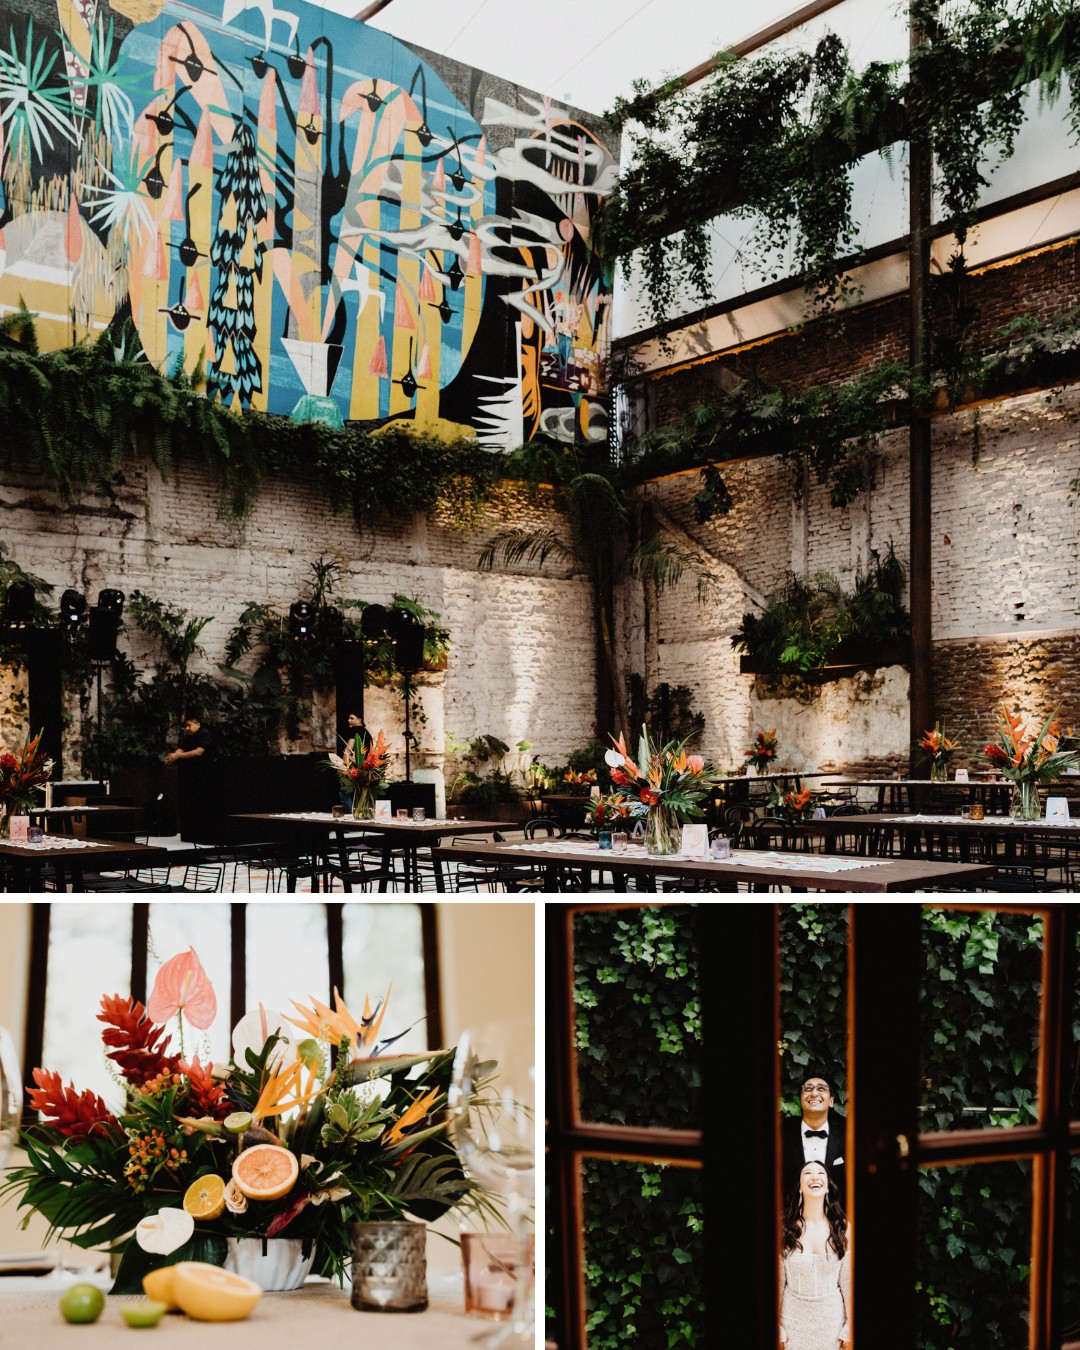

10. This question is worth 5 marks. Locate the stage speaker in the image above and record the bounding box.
[394,622,425,673]
[87,607,121,661]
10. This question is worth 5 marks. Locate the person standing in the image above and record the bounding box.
[346,711,373,752]
[779,1160,851,1350]
[781,1072,846,1204]
[165,716,214,842]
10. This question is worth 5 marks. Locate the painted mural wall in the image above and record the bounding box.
[0,0,615,444]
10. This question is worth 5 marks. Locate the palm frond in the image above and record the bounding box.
[477,528,573,572]
[627,533,724,604]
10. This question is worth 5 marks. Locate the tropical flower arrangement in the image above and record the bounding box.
[604,727,721,856]
[328,730,390,817]
[767,786,820,820]
[921,722,961,782]
[745,728,779,774]
[1,948,496,1294]
[981,707,1079,819]
[0,727,52,828]
[583,792,639,829]
[562,767,598,796]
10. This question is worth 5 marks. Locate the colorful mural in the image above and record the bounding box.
[0,0,615,444]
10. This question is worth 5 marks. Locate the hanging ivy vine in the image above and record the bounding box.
[602,0,1080,324]
[0,314,507,527]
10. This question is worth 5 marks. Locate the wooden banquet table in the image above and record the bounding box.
[0,1279,480,1348]
[808,812,1080,867]
[819,777,1013,812]
[0,835,162,892]
[431,837,996,893]
[231,813,509,892]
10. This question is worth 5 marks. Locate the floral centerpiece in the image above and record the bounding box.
[767,786,820,820]
[921,722,961,782]
[981,707,1078,820]
[328,730,390,817]
[745,728,778,776]
[1,948,496,1294]
[583,792,639,832]
[605,727,721,856]
[0,728,51,834]
[562,767,598,796]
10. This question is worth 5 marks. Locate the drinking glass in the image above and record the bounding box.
[449,1019,535,1346]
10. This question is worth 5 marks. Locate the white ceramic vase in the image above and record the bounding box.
[224,1237,316,1290]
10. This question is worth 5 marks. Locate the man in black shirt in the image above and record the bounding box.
[166,717,214,841]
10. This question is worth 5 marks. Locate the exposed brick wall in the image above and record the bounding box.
[0,456,597,772]
[631,383,1080,771]
[644,236,1080,422]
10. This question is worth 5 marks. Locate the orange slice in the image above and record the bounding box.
[183,1173,227,1221]
[232,1143,299,1201]
[171,1262,261,1322]
[141,1266,178,1309]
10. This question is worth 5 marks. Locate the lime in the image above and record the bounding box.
[59,1283,105,1324]
[223,1111,252,1136]
[121,1301,168,1328]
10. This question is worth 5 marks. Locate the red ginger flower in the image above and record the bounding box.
[97,994,179,1086]
[179,1056,230,1119]
[27,1068,118,1138]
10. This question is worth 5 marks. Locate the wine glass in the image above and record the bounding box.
[449,1018,535,1346]
[0,1025,23,1173]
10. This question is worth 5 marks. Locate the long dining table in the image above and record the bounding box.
[818,777,1013,812]
[0,835,163,892]
[230,813,511,891]
[430,837,996,893]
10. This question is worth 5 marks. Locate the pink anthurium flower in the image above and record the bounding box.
[147,948,217,1030]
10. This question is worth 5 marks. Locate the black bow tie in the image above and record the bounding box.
[803,1129,828,1139]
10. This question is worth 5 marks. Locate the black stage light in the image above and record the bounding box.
[289,600,314,638]
[97,588,125,614]
[3,580,35,628]
[359,603,388,638]
[394,620,426,673]
[60,589,88,628]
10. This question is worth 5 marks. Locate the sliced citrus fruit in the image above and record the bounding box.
[141,1267,178,1309]
[223,1111,252,1136]
[121,1300,168,1327]
[171,1262,261,1322]
[183,1173,227,1221]
[232,1143,299,1201]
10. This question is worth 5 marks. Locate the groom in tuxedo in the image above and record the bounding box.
[782,1071,846,1206]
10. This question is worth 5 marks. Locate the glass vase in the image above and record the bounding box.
[1010,778,1041,821]
[645,804,681,857]
[930,759,948,783]
[349,1220,428,1311]
[352,786,375,819]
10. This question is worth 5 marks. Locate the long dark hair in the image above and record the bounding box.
[782,1165,847,1258]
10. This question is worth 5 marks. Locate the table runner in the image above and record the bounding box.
[501,841,892,870]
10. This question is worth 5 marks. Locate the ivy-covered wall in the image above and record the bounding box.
[0,0,614,445]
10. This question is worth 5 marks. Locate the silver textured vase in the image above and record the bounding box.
[224,1237,316,1290]
[349,1220,428,1312]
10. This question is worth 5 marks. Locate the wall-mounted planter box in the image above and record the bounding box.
[739,639,911,677]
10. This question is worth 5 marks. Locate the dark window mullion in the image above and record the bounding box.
[20,904,50,1125]
[130,903,149,1005]
[230,902,246,1033]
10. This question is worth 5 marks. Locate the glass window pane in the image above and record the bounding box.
[147,903,232,1065]
[42,903,132,1112]
[1063,1156,1080,1345]
[245,903,329,1029]
[341,903,427,1051]
[920,909,1043,1131]
[573,907,700,1130]
[916,1160,1031,1348]
[581,1158,703,1349]
[780,904,848,1112]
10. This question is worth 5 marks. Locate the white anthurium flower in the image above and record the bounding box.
[136,1208,194,1255]
[232,1006,298,1071]
[604,749,623,768]
[311,1187,351,1206]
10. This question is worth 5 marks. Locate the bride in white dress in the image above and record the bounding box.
[779,1160,851,1350]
